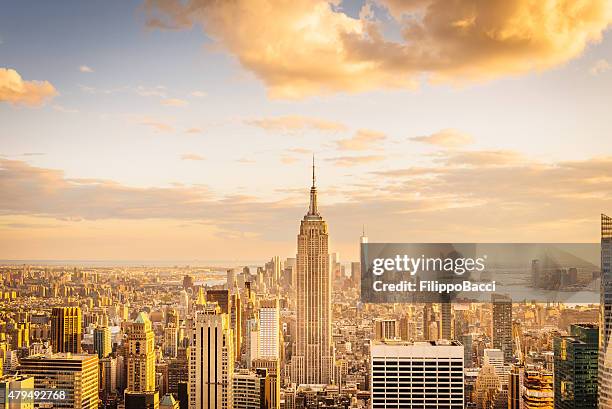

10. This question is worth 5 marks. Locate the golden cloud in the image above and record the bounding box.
[326,155,386,167]
[410,129,473,148]
[0,68,57,106]
[245,115,347,132]
[144,0,612,98]
[336,129,387,151]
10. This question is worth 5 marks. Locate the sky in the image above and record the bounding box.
[1,0,612,262]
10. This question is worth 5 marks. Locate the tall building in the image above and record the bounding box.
[19,353,99,409]
[491,294,513,362]
[291,161,334,385]
[509,364,524,409]
[0,375,34,409]
[370,340,464,408]
[600,213,612,408]
[164,324,179,358]
[51,306,82,353]
[554,323,599,409]
[188,306,234,409]
[93,325,111,359]
[440,302,452,340]
[258,299,280,359]
[126,312,156,393]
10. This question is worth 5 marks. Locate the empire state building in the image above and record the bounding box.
[291,160,335,385]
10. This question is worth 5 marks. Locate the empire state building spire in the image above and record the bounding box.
[307,156,320,217]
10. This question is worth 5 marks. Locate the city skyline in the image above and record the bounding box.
[2,1,612,261]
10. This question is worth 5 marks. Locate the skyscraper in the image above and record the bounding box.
[600,213,612,408]
[19,353,99,409]
[126,312,156,393]
[93,325,111,359]
[258,299,280,359]
[291,160,334,385]
[51,306,82,353]
[491,294,513,362]
[554,323,598,409]
[188,306,234,409]
[370,340,464,408]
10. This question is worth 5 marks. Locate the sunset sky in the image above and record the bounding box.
[2,0,612,262]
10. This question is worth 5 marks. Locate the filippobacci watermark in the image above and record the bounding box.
[361,243,600,303]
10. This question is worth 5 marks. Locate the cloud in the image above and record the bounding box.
[181,154,205,161]
[162,98,188,107]
[590,59,611,75]
[79,65,94,73]
[191,91,207,97]
[245,115,347,133]
[144,0,612,98]
[336,129,386,151]
[138,117,174,133]
[0,68,57,106]
[3,153,612,257]
[281,156,298,164]
[326,155,385,167]
[288,148,311,155]
[136,85,167,97]
[185,127,203,134]
[410,129,474,148]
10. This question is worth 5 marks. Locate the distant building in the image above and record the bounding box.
[491,294,513,362]
[51,306,82,353]
[93,326,111,359]
[374,319,397,341]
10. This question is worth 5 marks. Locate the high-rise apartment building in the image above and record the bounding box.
[600,213,612,408]
[258,299,280,359]
[491,294,513,362]
[554,323,598,409]
[370,340,464,408]
[19,353,99,409]
[93,325,111,359]
[126,312,156,393]
[51,306,82,353]
[291,162,334,385]
[188,306,234,409]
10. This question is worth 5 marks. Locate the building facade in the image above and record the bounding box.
[291,163,334,385]
[370,340,464,408]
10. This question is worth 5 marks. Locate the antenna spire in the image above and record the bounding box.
[307,156,319,217]
[312,154,316,188]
